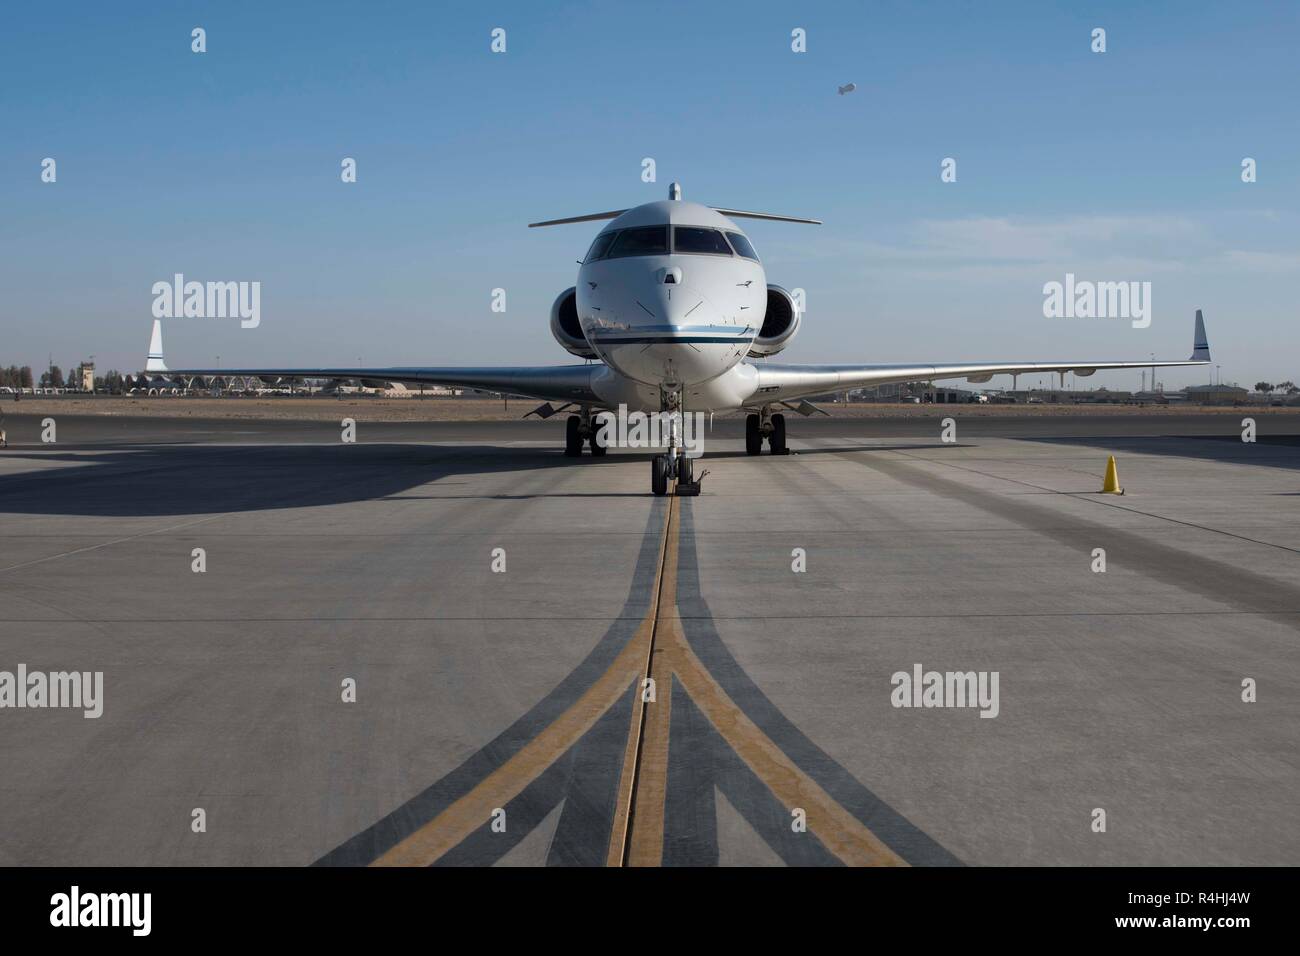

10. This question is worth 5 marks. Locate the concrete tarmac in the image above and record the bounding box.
[0,413,1297,865]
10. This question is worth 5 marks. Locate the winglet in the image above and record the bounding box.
[1190,309,1211,362]
[145,319,168,372]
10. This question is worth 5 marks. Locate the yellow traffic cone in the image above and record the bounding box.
[1101,455,1123,494]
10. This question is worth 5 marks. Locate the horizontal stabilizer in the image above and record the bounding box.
[529,189,822,228]
[709,208,822,225]
[528,210,628,228]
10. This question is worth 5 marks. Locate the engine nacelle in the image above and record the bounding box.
[748,284,801,357]
[549,287,598,359]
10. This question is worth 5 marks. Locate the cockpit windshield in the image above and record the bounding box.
[673,227,733,256]
[606,226,670,258]
[588,225,758,261]
[725,232,760,261]
[584,232,617,262]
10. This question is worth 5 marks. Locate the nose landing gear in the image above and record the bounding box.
[649,388,705,496]
[650,450,703,497]
[651,453,670,496]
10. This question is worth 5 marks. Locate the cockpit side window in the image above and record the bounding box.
[606,225,669,258]
[673,227,733,256]
[725,232,760,261]
[585,231,618,262]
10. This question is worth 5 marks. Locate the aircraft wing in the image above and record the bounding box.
[168,364,603,404]
[147,320,603,404]
[752,310,1212,404]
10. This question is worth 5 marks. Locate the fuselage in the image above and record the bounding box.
[576,200,768,413]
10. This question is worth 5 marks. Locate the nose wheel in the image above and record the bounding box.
[651,454,670,496]
[651,452,703,497]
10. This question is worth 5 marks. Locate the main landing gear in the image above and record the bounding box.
[745,408,787,456]
[564,408,608,457]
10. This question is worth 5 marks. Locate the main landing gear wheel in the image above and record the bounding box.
[745,413,762,455]
[589,418,608,457]
[564,415,583,457]
[651,454,670,496]
[769,413,787,455]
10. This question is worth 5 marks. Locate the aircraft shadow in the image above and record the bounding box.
[0,444,589,518]
[1027,434,1300,472]
[1,440,966,518]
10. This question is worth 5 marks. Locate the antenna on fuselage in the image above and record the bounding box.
[669,182,681,201]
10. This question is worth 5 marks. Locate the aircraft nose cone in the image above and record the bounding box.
[647,283,719,328]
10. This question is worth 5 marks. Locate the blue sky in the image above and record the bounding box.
[2,0,1297,388]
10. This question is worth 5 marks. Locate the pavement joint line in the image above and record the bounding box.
[361,497,669,867]
[609,487,907,867]
[611,479,677,866]
[0,512,230,575]
[6,609,1299,624]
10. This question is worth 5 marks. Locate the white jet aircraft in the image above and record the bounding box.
[148,182,1212,496]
